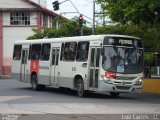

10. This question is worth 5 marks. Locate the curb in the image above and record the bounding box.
[142,91,160,96]
[0,75,11,79]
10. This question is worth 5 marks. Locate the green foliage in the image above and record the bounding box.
[144,52,154,63]
[27,17,92,40]
[27,20,79,40]
[97,0,160,26]
[47,20,80,38]
[27,28,44,40]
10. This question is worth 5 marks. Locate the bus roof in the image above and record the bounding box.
[14,34,140,45]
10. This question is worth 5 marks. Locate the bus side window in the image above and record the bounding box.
[64,42,77,61]
[41,43,51,61]
[60,43,64,61]
[31,44,41,60]
[13,45,22,60]
[76,42,89,61]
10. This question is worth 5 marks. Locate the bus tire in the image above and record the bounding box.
[39,85,46,91]
[77,78,86,97]
[110,92,120,98]
[31,74,41,91]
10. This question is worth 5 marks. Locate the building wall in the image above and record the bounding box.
[3,27,34,62]
[2,11,37,75]
[0,0,59,75]
[0,0,36,8]
[0,12,3,75]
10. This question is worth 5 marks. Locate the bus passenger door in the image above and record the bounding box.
[51,48,60,85]
[21,49,28,82]
[89,47,101,90]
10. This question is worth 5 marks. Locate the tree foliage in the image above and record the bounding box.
[27,17,92,40]
[97,0,160,26]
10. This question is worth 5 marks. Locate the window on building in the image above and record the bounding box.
[43,15,48,27]
[41,43,51,61]
[52,18,57,28]
[10,12,30,25]
[64,42,77,61]
[31,44,41,60]
[76,42,89,61]
[13,45,22,60]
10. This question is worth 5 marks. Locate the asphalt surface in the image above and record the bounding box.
[0,78,160,120]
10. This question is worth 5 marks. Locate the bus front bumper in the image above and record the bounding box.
[98,80,143,93]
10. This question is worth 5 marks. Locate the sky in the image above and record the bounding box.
[47,0,101,25]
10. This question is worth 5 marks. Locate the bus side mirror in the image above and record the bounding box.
[101,48,104,55]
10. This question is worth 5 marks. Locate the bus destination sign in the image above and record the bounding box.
[119,39,132,45]
[104,37,143,47]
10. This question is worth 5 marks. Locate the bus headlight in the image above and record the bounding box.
[103,80,113,84]
[134,79,143,85]
[101,75,113,84]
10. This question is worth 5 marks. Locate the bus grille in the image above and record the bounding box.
[116,86,131,90]
[114,81,132,85]
[115,76,136,80]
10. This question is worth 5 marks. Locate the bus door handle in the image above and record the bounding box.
[82,63,87,67]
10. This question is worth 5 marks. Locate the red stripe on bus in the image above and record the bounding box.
[30,60,39,74]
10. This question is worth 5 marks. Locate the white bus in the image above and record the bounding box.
[12,35,143,97]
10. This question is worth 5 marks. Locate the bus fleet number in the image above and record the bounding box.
[72,67,76,71]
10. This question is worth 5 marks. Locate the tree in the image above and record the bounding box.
[27,17,91,40]
[97,0,160,26]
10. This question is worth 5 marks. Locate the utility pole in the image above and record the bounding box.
[102,9,105,26]
[92,0,95,35]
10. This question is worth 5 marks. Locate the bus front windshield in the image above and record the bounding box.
[102,46,143,74]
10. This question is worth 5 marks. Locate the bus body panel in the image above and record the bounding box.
[75,61,90,90]
[38,61,50,85]
[58,61,76,89]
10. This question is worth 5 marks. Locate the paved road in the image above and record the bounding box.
[0,79,160,119]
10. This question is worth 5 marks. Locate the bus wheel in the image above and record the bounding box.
[110,92,120,98]
[31,74,41,91]
[77,79,86,97]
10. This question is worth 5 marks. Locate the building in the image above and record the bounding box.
[0,0,65,76]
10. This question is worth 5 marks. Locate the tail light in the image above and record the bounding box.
[105,71,116,79]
